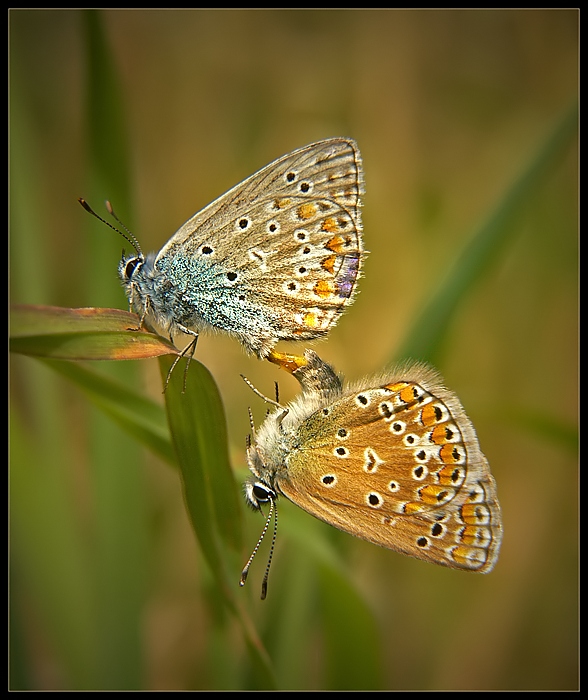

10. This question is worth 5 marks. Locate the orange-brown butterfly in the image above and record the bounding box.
[241,350,502,598]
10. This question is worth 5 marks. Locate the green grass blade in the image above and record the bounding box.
[160,355,276,687]
[80,11,145,688]
[277,509,385,689]
[10,401,101,689]
[395,103,578,365]
[40,358,175,466]
[83,9,132,217]
[10,305,177,360]
[160,355,242,556]
[318,563,384,690]
[10,304,176,463]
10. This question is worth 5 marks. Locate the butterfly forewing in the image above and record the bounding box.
[158,138,363,257]
[279,371,501,572]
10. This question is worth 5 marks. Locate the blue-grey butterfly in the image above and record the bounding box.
[241,350,502,598]
[81,138,364,362]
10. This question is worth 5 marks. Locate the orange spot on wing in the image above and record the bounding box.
[325,235,350,253]
[383,381,408,392]
[439,444,461,464]
[451,546,485,568]
[437,465,462,486]
[297,203,317,220]
[431,425,450,444]
[460,526,487,546]
[321,255,337,274]
[420,403,440,427]
[321,217,339,233]
[400,385,418,404]
[419,484,452,505]
[404,502,426,514]
[461,504,489,525]
[313,280,336,298]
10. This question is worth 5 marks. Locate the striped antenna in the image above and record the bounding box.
[239,494,278,600]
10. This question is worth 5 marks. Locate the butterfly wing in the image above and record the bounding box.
[153,139,364,356]
[278,365,502,572]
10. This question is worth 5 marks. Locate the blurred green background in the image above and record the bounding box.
[10,9,578,691]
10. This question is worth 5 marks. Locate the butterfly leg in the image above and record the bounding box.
[126,286,152,332]
[136,296,150,330]
[163,324,199,393]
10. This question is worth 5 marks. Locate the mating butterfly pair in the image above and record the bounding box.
[83,138,502,598]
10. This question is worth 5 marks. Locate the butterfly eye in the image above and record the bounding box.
[124,257,142,280]
[252,483,273,503]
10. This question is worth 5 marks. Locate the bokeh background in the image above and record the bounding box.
[10,9,578,691]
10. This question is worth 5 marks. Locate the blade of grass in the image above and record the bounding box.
[11,304,147,335]
[277,507,385,689]
[10,23,105,689]
[318,562,384,690]
[160,355,276,687]
[83,9,132,226]
[395,103,578,365]
[161,354,242,554]
[81,10,145,689]
[10,385,102,689]
[40,358,175,466]
[10,304,176,464]
[10,305,177,360]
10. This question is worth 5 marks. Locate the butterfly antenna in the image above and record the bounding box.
[239,497,275,597]
[260,499,278,600]
[78,198,143,256]
[104,201,141,248]
[247,407,257,439]
[240,374,283,410]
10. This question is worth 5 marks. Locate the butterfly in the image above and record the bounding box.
[81,138,364,361]
[241,350,502,598]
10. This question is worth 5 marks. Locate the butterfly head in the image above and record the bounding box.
[118,251,145,286]
[117,251,160,321]
[244,477,277,512]
[244,433,278,512]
